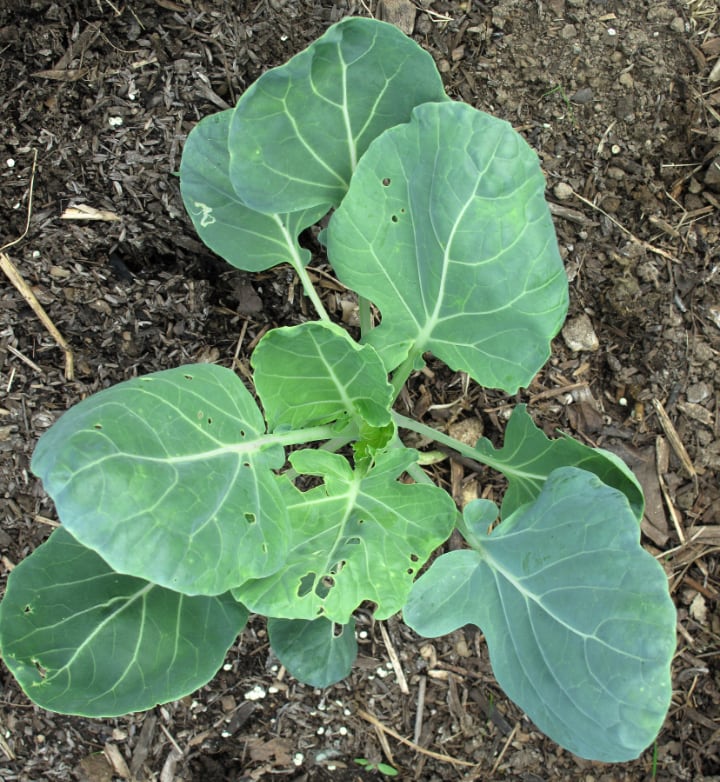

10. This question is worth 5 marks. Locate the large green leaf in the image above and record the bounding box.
[252,321,393,431]
[179,108,327,272]
[31,364,290,596]
[268,616,357,688]
[234,448,456,623]
[474,405,644,520]
[0,528,247,717]
[404,467,675,762]
[228,16,448,213]
[327,101,569,390]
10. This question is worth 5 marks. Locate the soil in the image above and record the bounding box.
[1,0,719,780]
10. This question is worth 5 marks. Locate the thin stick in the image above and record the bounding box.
[379,622,409,694]
[0,149,74,379]
[0,253,74,380]
[373,723,396,769]
[355,708,475,767]
[0,149,37,253]
[570,188,682,264]
[652,399,697,489]
[489,722,519,775]
[6,344,43,374]
[414,675,426,745]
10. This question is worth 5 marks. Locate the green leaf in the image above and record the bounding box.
[404,467,675,762]
[473,405,644,520]
[31,364,290,596]
[252,321,393,431]
[327,101,569,390]
[179,108,327,272]
[0,528,247,717]
[267,616,357,688]
[235,448,456,623]
[228,16,448,213]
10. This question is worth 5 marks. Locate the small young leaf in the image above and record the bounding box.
[0,528,248,717]
[473,404,644,520]
[31,364,290,596]
[404,467,675,762]
[267,616,357,688]
[252,321,393,431]
[235,448,456,624]
[228,16,448,213]
[327,101,569,388]
[179,108,327,272]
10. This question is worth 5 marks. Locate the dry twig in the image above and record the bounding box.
[356,707,475,767]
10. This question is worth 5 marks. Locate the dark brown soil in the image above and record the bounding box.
[1,0,719,780]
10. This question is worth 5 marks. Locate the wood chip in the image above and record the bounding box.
[61,204,122,221]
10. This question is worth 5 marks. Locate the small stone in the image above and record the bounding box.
[687,381,712,404]
[560,24,577,39]
[607,166,625,180]
[704,157,720,186]
[377,0,416,35]
[618,71,634,88]
[562,313,600,352]
[669,16,686,34]
[570,87,593,104]
[553,182,574,200]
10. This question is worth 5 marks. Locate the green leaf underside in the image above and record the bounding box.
[474,405,644,520]
[268,616,357,688]
[31,365,290,596]
[228,16,448,213]
[234,448,456,624]
[327,101,569,389]
[0,528,247,717]
[253,321,393,431]
[179,108,327,272]
[404,467,675,762]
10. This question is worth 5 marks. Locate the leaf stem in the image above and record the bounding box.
[389,351,421,401]
[294,262,332,322]
[358,296,372,338]
[392,411,504,474]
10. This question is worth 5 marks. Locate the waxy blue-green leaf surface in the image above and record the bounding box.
[252,321,393,431]
[404,467,675,762]
[0,528,247,717]
[268,616,357,688]
[179,108,327,272]
[234,448,456,623]
[228,16,448,213]
[31,365,289,596]
[327,101,569,390]
[474,405,644,520]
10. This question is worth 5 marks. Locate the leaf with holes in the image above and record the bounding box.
[404,467,675,762]
[0,528,248,717]
[30,364,293,596]
[228,16,448,213]
[327,101,569,389]
[267,616,357,688]
[234,448,457,623]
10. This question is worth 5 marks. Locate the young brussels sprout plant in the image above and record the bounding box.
[0,16,675,764]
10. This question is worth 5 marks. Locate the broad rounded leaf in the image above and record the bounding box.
[252,321,393,431]
[235,448,456,623]
[228,16,448,213]
[268,616,357,688]
[327,101,569,390]
[474,404,644,520]
[0,528,248,717]
[31,364,289,596]
[179,108,327,272]
[405,467,675,762]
